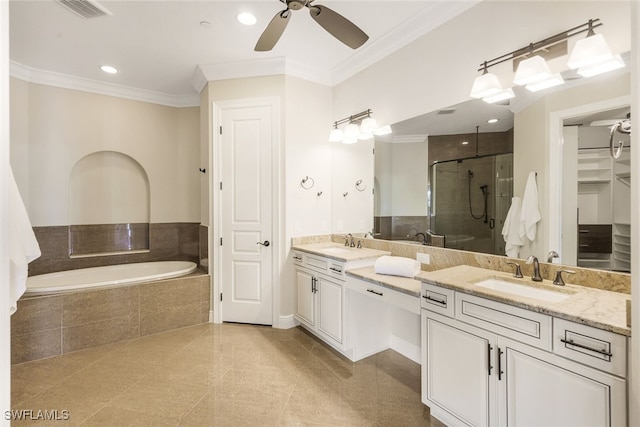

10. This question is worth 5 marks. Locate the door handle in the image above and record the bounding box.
[257,240,270,247]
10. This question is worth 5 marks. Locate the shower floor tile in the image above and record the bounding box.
[11,323,446,426]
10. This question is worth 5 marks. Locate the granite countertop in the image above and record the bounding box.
[292,242,390,262]
[346,267,421,297]
[417,265,631,336]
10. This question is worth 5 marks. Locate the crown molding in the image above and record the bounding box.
[194,57,333,89]
[10,61,200,108]
[329,0,480,86]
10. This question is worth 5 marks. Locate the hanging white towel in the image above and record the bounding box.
[502,196,523,258]
[519,171,542,242]
[8,168,41,315]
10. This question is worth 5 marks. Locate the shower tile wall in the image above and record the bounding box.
[29,222,204,276]
[374,216,430,241]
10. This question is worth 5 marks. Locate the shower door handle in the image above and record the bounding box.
[489,218,495,229]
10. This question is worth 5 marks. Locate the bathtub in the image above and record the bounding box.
[25,261,198,295]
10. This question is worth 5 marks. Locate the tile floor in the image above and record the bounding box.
[11,323,445,426]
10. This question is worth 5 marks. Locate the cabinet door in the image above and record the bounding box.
[499,337,627,427]
[317,276,342,344]
[295,269,315,326]
[422,311,497,427]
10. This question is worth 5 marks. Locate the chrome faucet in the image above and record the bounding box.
[345,233,355,247]
[526,255,543,282]
[415,232,428,245]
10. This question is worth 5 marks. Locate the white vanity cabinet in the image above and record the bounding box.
[421,283,628,427]
[293,251,345,349]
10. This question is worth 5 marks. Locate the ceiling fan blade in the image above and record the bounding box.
[309,5,368,49]
[255,10,290,52]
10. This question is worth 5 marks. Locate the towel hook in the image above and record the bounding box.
[198,168,206,173]
[300,176,315,190]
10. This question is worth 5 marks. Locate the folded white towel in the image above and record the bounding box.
[9,168,41,315]
[374,256,421,278]
[502,197,523,258]
[519,171,542,242]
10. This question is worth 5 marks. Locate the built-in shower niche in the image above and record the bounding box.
[68,151,150,257]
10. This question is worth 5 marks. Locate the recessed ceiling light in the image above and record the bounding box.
[237,12,256,26]
[487,118,499,124]
[461,141,469,145]
[100,65,118,74]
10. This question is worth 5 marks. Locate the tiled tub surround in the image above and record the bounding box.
[30,222,203,276]
[11,273,210,364]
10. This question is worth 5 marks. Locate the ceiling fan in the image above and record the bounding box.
[255,0,369,52]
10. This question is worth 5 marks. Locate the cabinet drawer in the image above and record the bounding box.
[553,318,627,377]
[293,251,303,265]
[421,283,454,318]
[456,293,552,351]
[301,254,346,280]
[578,224,612,254]
[346,277,420,314]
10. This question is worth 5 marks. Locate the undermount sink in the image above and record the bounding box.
[319,247,354,255]
[473,277,572,303]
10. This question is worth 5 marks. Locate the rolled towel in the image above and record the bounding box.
[374,256,421,278]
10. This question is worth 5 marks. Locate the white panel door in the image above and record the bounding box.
[220,105,273,325]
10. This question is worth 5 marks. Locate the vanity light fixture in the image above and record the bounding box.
[567,20,624,77]
[328,109,391,144]
[471,18,623,101]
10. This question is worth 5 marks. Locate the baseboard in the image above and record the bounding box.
[275,314,298,329]
[390,334,421,364]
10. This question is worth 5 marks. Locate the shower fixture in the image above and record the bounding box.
[468,170,489,224]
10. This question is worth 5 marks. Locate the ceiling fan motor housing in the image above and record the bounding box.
[287,0,306,11]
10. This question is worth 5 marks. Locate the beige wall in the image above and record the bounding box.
[9,79,200,226]
[203,74,335,321]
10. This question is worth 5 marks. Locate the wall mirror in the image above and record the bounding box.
[373,68,631,271]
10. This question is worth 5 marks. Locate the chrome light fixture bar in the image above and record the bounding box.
[470,19,624,103]
[328,109,391,144]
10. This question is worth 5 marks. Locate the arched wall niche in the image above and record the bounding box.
[68,151,150,256]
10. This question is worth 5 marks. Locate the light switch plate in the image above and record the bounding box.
[416,253,430,264]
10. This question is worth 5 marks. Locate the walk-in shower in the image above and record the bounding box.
[429,153,513,255]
